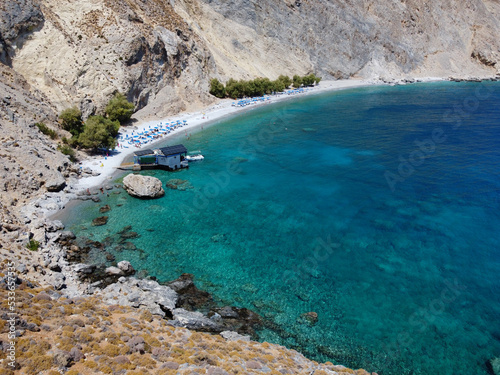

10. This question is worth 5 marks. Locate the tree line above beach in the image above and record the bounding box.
[209,74,322,99]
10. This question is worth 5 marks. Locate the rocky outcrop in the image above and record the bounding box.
[1,0,499,128]
[0,283,371,375]
[99,276,178,317]
[91,216,108,226]
[0,0,44,65]
[123,174,165,199]
[166,273,211,310]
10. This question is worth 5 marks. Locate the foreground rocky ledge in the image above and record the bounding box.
[0,280,374,375]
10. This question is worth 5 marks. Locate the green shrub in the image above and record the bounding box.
[27,239,40,251]
[302,73,321,86]
[59,107,84,136]
[214,73,320,99]
[57,144,77,162]
[277,75,292,88]
[209,78,226,98]
[225,78,244,99]
[292,74,303,88]
[78,115,119,151]
[35,123,58,139]
[105,93,135,124]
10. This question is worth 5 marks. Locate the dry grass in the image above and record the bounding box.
[0,280,369,375]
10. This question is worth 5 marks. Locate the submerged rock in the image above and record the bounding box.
[121,231,139,239]
[166,179,193,191]
[122,242,137,250]
[299,311,318,325]
[211,233,227,243]
[232,157,248,163]
[123,174,165,199]
[118,225,133,234]
[91,216,108,226]
[99,205,111,213]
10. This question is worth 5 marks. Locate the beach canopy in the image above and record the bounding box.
[134,149,154,156]
[159,144,188,157]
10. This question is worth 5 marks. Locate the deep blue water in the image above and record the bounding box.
[61,82,500,374]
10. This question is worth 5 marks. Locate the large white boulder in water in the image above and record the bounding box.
[123,174,165,199]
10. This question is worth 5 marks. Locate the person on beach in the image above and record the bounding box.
[100,187,104,194]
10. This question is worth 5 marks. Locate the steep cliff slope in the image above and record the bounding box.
[174,0,500,80]
[4,0,217,119]
[2,0,499,122]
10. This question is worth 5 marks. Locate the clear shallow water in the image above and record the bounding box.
[61,82,500,374]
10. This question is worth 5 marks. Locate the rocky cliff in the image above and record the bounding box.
[174,0,500,80]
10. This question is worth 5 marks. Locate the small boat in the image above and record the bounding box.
[185,154,204,162]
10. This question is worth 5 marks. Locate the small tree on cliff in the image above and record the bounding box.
[59,107,84,136]
[209,78,226,98]
[105,93,135,124]
[78,116,119,151]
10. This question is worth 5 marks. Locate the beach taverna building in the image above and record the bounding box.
[133,144,189,170]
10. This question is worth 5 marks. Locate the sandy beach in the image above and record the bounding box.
[72,77,441,191]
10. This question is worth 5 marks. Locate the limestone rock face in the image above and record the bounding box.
[123,174,165,199]
[174,0,500,80]
[0,0,44,65]
[45,174,66,192]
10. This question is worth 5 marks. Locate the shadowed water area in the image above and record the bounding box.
[60,82,500,375]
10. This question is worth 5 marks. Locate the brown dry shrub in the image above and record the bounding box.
[129,353,157,368]
[101,343,121,357]
[23,355,53,373]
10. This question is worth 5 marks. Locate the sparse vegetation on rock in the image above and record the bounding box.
[0,281,371,375]
[35,122,58,140]
[59,107,85,137]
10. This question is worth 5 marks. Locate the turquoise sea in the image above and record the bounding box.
[60,82,500,374]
